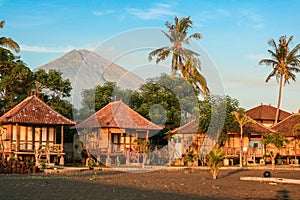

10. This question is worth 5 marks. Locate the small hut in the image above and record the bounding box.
[0,95,75,165]
[75,100,163,166]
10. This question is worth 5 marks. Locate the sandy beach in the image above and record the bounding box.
[1,167,300,200]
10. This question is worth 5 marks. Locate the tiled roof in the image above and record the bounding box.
[75,100,163,130]
[271,114,300,137]
[243,121,273,135]
[171,119,199,134]
[245,104,291,121]
[0,95,75,125]
[172,119,272,136]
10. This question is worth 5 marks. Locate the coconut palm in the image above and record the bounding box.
[232,111,256,168]
[0,20,20,53]
[207,146,225,179]
[259,35,300,124]
[148,16,208,96]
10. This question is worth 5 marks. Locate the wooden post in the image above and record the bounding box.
[16,124,20,152]
[59,126,64,166]
[146,130,149,151]
[61,126,64,152]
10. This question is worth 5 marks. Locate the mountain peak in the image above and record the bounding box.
[37,50,144,108]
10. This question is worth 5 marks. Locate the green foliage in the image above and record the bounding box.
[0,48,33,114]
[198,95,240,144]
[184,150,197,163]
[134,139,150,153]
[80,82,135,119]
[34,69,72,98]
[261,132,289,149]
[137,74,199,131]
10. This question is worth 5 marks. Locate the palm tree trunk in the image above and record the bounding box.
[295,138,297,161]
[275,75,283,125]
[240,129,243,168]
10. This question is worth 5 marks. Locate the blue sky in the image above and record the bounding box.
[1,0,300,112]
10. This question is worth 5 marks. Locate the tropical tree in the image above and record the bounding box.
[148,16,208,96]
[0,20,20,53]
[33,69,74,118]
[261,132,288,170]
[80,82,136,120]
[231,111,256,167]
[198,95,240,145]
[0,48,33,114]
[206,146,225,179]
[259,35,300,124]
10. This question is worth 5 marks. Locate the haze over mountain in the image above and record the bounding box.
[37,49,144,108]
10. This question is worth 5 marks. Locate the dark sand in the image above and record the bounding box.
[1,168,300,200]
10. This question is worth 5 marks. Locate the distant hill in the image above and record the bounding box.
[37,49,144,108]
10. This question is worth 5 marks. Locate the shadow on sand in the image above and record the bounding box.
[219,168,247,179]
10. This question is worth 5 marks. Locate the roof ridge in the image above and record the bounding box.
[271,113,300,129]
[78,100,122,126]
[33,95,75,124]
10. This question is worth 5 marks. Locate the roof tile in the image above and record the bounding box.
[0,95,75,125]
[76,100,163,130]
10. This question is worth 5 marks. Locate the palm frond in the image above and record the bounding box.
[0,37,20,53]
[265,69,278,82]
[268,38,277,49]
[148,46,169,61]
[161,30,174,43]
[184,33,202,44]
[0,21,4,28]
[259,58,277,67]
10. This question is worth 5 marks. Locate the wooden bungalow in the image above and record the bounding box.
[245,104,291,127]
[75,100,163,166]
[271,114,300,164]
[0,95,75,165]
[170,119,216,166]
[223,121,274,164]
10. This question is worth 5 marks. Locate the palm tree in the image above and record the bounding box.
[232,111,256,168]
[148,16,208,96]
[259,35,300,124]
[207,146,224,179]
[0,20,20,53]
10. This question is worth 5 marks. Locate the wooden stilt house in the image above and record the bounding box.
[0,95,75,165]
[75,100,163,165]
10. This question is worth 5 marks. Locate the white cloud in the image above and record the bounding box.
[126,3,176,20]
[20,44,75,53]
[237,10,265,29]
[245,53,266,61]
[92,9,114,16]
